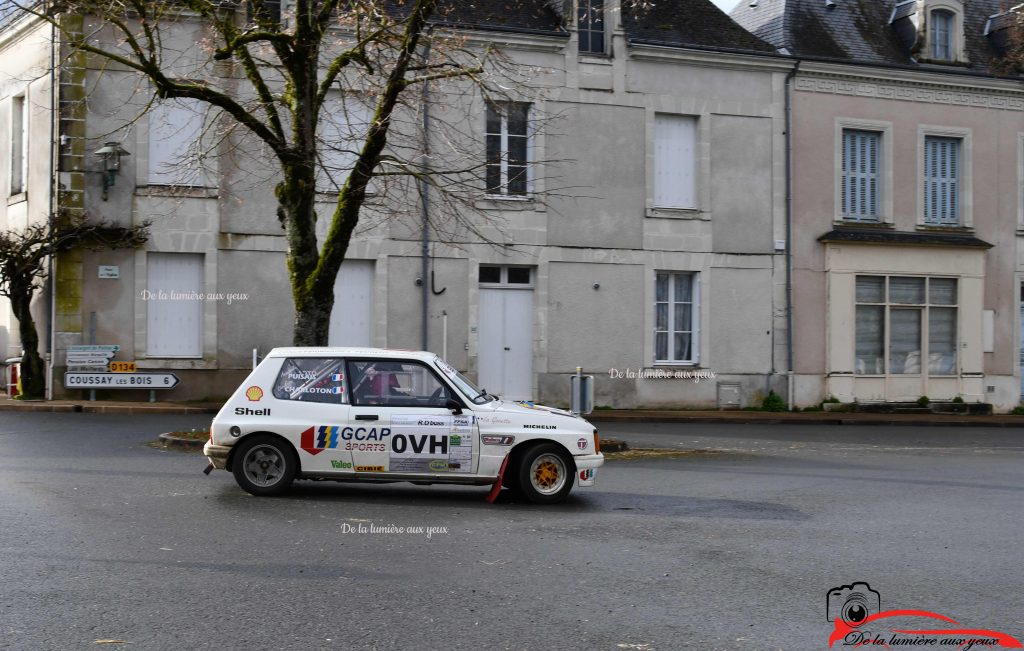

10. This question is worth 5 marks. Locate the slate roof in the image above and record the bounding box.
[731,0,1011,74]
[432,0,566,35]
[622,0,775,52]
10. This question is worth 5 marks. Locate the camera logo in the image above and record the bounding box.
[827,582,881,627]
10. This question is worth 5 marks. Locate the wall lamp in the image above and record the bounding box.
[93,142,130,201]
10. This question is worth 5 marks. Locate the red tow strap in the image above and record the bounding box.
[485,454,510,503]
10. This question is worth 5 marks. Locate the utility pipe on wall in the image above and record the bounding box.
[784,59,801,411]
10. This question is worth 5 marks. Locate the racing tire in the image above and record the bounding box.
[232,434,298,496]
[517,443,575,504]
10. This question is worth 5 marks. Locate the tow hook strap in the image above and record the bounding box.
[485,454,510,504]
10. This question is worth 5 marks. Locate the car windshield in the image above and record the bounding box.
[433,358,493,405]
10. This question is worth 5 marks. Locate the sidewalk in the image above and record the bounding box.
[0,397,220,414]
[587,409,1024,428]
[2,397,1023,426]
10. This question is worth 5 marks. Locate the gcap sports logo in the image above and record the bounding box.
[827,582,1022,649]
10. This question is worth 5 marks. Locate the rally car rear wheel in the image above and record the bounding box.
[518,444,574,504]
[232,435,297,496]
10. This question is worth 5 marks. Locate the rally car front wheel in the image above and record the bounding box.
[517,443,575,504]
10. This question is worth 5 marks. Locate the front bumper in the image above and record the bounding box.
[203,441,232,470]
[573,453,604,470]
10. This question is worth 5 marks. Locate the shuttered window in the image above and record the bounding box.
[930,10,953,60]
[146,253,203,357]
[841,130,881,221]
[148,99,208,186]
[654,114,697,209]
[923,136,960,226]
[10,94,27,195]
[318,95,372,192]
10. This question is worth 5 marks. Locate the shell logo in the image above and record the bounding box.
[245,386,264,402]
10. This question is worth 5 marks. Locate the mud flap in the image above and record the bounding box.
[202,462,215,476]
[485,453,510,504]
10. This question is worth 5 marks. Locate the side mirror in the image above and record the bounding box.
[446,398,463,415]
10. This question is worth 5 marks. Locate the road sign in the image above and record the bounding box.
[68,345,120,352]
[109,361,137,373]
[67,352,115,361]
[64,373,180,389]
[66,365,108,373]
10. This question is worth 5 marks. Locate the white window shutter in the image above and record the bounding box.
[148,99,207,186]
[654,114,697,209]
[318,95,373,191]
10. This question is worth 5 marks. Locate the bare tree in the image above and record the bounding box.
[13,0,564,345]
[0,215,148,399]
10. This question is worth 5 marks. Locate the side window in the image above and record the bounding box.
[273,358,348,404]
[347,360,451,407]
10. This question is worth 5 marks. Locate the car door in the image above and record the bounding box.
[271,356,354,474]
[345,358,477,476]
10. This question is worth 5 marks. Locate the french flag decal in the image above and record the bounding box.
[331,374,344,382]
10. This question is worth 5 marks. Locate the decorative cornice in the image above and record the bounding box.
[794,69,1024,112]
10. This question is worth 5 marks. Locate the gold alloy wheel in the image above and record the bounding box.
[529,453,567,495]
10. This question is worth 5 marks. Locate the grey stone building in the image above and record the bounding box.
[1,0,794,407]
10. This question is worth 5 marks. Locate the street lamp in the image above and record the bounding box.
[93,141,130,201]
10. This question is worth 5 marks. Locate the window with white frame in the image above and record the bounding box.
[146,252,204,357]
[930,9,954,60]
[655,272,700,363]
[485,101,530,197]
[577,0,605,55]
[654,114,698,209]
[318,95,372,192]
[923,135,961,225]
[854,275,957,376]
[147,98,209,186]
[841,129,881,222]
[10,94,27,195]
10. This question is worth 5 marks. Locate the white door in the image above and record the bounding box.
[329,261,374,347]
[478,288,534,400]
[146,252,203,357]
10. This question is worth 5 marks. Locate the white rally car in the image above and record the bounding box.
[203,347,604,504]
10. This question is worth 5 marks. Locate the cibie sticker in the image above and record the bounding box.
[245,386,264,402]
[577,437,588,450]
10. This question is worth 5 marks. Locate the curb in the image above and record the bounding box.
[0,401,219,415]
[587,412,1024,428]
[157,433,206,449]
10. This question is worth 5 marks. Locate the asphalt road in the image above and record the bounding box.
[0,413,1021,651]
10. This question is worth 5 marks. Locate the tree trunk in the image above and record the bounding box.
[278,160,337,347]
[10,289,45,399]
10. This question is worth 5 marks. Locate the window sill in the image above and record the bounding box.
[915,224,972,233]
[833,219,892,228]
[136,186,218,199]
[578,54,612,64]
[7,192,27,206]
[476,196,539,211]
[646,207,706,220]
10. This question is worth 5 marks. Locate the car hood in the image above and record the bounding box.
[489,399,581,421]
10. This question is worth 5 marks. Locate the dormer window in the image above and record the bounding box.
[577,0,606,55]
[930,9,953,60]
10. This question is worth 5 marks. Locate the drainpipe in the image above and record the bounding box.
[419,26,434,351]
[46,18,58,401]
[784,59,801,411]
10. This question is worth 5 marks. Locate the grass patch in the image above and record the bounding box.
[603,448,719,461]
[167,428,210,440]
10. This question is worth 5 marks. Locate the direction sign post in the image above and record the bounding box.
[64,372,181,402]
